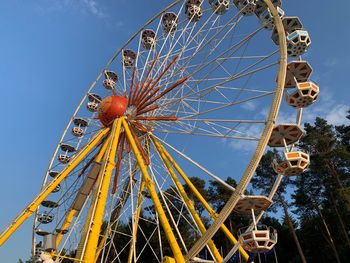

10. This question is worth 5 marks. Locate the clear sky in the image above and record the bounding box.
[0,0,349,262]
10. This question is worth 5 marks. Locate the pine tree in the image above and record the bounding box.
[298,117,350,250]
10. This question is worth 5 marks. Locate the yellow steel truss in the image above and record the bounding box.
[75,173,102,259]
[122,118,186,263]
[57,135,112,249]
[94,163,139,262]
[152,137,223,262]
[127,179,146,263]
[55,209,76,248]
[82,117,123,263]
[151,135,251,262]
[0,128,110,247]
[0,119,252,263]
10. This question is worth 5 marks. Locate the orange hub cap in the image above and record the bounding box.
[98,96,128,126]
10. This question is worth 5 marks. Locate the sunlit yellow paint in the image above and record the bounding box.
[82,118,123,263]
[153,137,251,262]
[152,137,223,262]
[122,118,185,263]
[161,256,176,263]
[57,134,111,250]
[94,162,140,262]
[0,128,110,247]
[55,209,76,247]
[127,179,146,263]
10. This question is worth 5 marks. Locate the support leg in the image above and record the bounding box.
[55,209,76,248]
[122,119,185,263]
[57,137,111,249]
[127,179,146,263]
[0,128,110,247]
[152,137,223,262]
[94,163,139,262]
[82,118,123,263]
[152,136,251,262]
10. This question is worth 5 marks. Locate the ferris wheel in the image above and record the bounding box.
[0,0,319,262]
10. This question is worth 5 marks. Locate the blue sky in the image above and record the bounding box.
[0,0,349,262]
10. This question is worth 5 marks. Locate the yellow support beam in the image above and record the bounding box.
[82,117,123,263]
[127,179,146,263]
[127,137,151,263]
[94,163,140,262]
[152,137,223,262]
[152,137,250,262]
[162,256,176,263]
[0,128,110,247]
[95,135,112,163]
[122,118,185,263]
[76,163,106,259]
[57,135,111,250]
[55,209,76,248]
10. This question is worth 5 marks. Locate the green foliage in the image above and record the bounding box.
[292,115,350,262]
[183,176,208,216]
[207,176,237,211]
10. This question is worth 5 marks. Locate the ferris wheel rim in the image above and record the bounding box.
[31,0,289,261]
[184,0,288,259]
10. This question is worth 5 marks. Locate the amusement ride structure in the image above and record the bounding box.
[0,0,319,262]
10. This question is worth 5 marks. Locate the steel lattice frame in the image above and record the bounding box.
[0,0,319,262]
